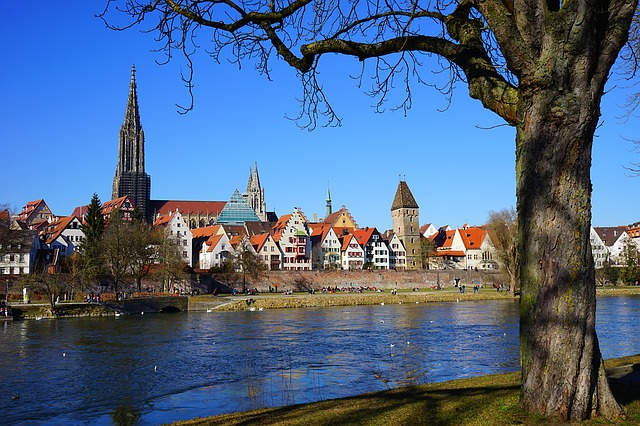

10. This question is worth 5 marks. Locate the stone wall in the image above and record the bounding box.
[107,296,189,314]
[197,269,507,294]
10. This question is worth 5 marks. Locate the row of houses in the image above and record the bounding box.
[2,197,639,276]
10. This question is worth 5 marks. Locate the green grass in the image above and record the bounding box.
[172,355,640,426]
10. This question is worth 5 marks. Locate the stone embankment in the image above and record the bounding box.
[12,303,113,320]
[209,290,516,311]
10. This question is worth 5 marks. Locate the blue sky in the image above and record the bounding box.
[2,2,639,231]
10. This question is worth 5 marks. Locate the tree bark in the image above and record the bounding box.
[516,87,623,419]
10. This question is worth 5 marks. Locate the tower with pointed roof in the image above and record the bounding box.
[244,162,267,221]
[112,65,151,222]
[391,179,421,270]
[325,183,332,219]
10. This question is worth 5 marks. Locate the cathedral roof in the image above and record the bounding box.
[391,181,419,210]
[150,200,226,217]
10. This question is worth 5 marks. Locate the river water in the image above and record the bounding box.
[1,296,638,425]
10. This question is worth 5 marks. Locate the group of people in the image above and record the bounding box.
[0,303,11,317]
[85,293,101,304]
[320,285,380,293]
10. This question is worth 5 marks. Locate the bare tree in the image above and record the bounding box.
[153,228,187,293]
[619,242,640,285]
[101,209,131,293]
[487,208,518,293]
[419,237,436,271]
[26,273,71,315]
[234,239,266,293]
[127,218,157,292]
[102,0,640,419]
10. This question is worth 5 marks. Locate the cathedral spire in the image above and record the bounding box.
[246,166,253,193]
[253,161,261,187]
[112,65,151,222]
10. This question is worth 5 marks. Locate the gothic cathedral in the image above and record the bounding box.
[391,180,422,270]
[112,65,151,222]
[244,162,267,222]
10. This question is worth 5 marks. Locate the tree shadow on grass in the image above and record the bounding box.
[608,363,640,406]
[188,374,523,426]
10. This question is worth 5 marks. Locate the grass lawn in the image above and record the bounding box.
[172,354,640,426]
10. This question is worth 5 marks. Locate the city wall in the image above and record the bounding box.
[193,269,507,294]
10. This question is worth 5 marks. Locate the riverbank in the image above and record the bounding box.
[173,354,640,426]
[202,286,640,311]
[10,286,640,318]
[207,289,515,311]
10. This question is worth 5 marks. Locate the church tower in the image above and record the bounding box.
[391,179,421,270]
[244,161,267,221]
[112,65,151,222]
[325,182,332,219]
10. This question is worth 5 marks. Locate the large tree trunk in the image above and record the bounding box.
[516,87,623,419]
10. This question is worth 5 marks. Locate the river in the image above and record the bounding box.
[1,296,638,425]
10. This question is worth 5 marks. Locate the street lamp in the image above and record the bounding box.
[5,278,8,305]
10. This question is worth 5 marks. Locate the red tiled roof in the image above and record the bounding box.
[340,234,356,251]
[205,234,224,252]
[272,214,291,231]
[18,199,49,223]
[322,205,358,229]
[191,225,223,239]
[434,250,466,257]
[72,205,88,218]
[150,200,226,217]
[459,227,486,250]
[594,226,629,246]
[42,216,76,245]
[309,223,333,240]
[250,233,270,252]
[353,227,376,247]
[229,235,244,248]
[153,212,174,227]
[332,226,355,237]
[271,214,292,243]
[102,196,133,215]
[419,223,432,234]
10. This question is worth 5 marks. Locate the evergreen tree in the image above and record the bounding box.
[131,206,145,224]
[79,193,105,279]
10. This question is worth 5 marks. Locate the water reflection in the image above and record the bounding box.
[0,296,637,425]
